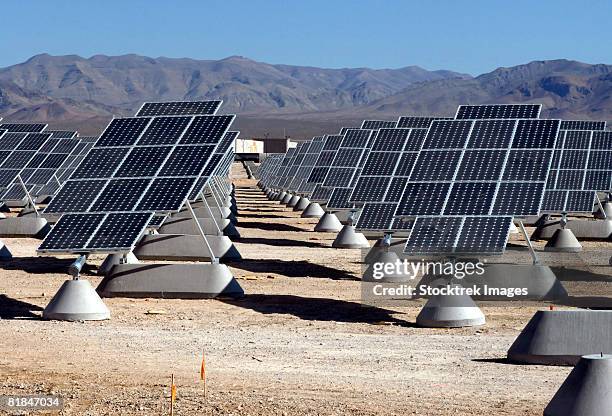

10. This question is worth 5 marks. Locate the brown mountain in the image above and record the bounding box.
[0,56,610,138]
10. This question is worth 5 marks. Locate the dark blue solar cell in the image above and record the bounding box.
[422,120,472,149]
[511,119,560,149]
[409,151,461,181]
[443,182,496,215]
[396,182,450,216]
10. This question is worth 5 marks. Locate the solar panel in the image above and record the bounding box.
[396,116,453,129]
[455,104,541,120]
[355,202,413,232]
[404,216,512,255]
[396,118,560,218]
[38,212,152,253]
[542,129,612,213]
[560,120,606,131]
[0,123,47,133]
[46,130,78,139]
[350,128,427,208]
[361,120,397,130]
[136,100,222,117]
[44,114,234,215]
[0,132,53,189]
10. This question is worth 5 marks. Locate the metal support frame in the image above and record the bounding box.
[595,194,607,219]
[16,175,39,217]
[200,191,222,236]
[518,220,540,265]
[206,182,226,218]
[187,200,218,264]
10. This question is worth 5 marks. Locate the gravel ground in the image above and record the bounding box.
[0,163,610,415]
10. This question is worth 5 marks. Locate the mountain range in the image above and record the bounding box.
[0,54,610,137]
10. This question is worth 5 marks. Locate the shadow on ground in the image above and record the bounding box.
[557,295,612,309]
[229,258,358,280]
[0,256,85,275]
[552,267,612,283]
[237,221,310,232]
[0,295,42,319]
[236,237,327,248]
[222,294,414,325]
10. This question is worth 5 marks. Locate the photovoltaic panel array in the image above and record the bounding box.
[395,118,561,218]
[560,120,606,131]
[303,135,344,195]
[136,100,221,117]
[0,123,47,133]
[44,130,77,139]
[404,216,513,255]
[394,115,561,256]
[269,147,296,188]
[289,136,325,193]
[541,130,612,213]
[455,104,541,120]
[37,137,98,197]
[360,120,397,130]
[0,131,53,190]
[280,142,309,190]
[39,106,235,254]
[0,132,80,201]
[355,202,413,232]
[314,129,372,206]
[396,116,453,128]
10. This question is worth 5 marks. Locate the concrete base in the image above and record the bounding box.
[417,264,568,301]
[508,310,612,365]
[134,234,242,262]
[98,263,244,299]
[294,197,310,211]
[509,222,519,234]
[159,217,240,239]
[314,212,343,232]
[301,202,325,218]
[287,195,300,208]
[544,354,612,416]
[363,237,409,264]
[17,206,38,217]
[275,191,287,202]
[332,225,370,249]
[362,251,412,282]
[544,228,583,252]
[98,252,139,276]
[4,200,26,208]
[0,240,13,260]
[0,217,50,238]
[174,207,237,224]
[594,200,612,219]
[416,284,486,328]
[43,279,110,321]
[533,219,612,240]
[280,193,293,205]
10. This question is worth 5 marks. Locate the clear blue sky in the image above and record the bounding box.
[2,0,610,75]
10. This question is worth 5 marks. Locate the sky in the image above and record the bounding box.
[1,0,611,75]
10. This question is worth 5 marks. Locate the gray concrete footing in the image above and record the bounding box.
[98,263,244,299]
[362,251,412,282]
[314,212,343,232]
[544,228,583,252]
[134,234,241,262]
[158,217,240,239]
[43,279,110,321]
[0,217,50,238]
[280,193,292,205]
[173,207,237,224]
[275,191,287,201]
[294,197,310,211]
[416,284,486,328]
[287,195,300,207]
[508,310,612,365]
[594,200,612,219]
[544,354,612,415]
[417,264,568,301]
[533,219,612,240]
[301,202,325,218]
[98,252,139,276]
[332,225,370,248]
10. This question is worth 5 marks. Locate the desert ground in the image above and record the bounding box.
[0,163,610,415]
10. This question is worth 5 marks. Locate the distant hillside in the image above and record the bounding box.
[0,55,610,137]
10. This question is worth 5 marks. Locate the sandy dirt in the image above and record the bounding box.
[0,163,610,415]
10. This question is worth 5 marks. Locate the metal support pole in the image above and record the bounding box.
[17,175,39,217]
[187,200,218,264]
[206,183,225,218]
[200,192,222,236]
[518,220,540,265]
[595,194,607,219]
